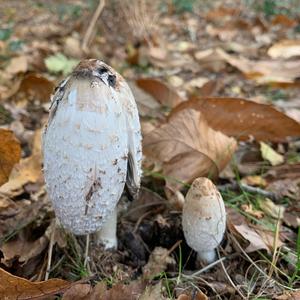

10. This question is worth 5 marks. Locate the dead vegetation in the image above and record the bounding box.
[0,0,299,299]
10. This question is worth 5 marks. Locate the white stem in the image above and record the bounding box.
[197,249,217,264]
[95,207,117,249]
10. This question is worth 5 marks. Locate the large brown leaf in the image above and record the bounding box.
[143,109,237,189]
[0,267,72,299]
[171,97,300,142]
[0,129,21,186]
[136,78,184,108]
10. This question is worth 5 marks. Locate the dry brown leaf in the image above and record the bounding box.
[136,78,185,108]
[0,267,72,299]
[177,291,208,300]
[18,73,55,103]
[143,109,237,189]
[5,56,28,75]
[228,209,283,252]
[171,97,300,142]
[1,233,48,267]
[275,290,300,300]
[268,40,300,59]
[231,222,270,253]
[0,129,21,186]
[129,81,162,118]
[142,247,176,279]
[217,48,300,83]
[194,48,227,72]
[0,197,46,243]
[62,283,93,300]
[64,281,145,300]
[139,282,166,300]
[0,153,43,197]
[271,14,297,28]
[241,175,267,187]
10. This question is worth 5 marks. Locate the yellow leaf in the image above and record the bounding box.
[260,142,284,166]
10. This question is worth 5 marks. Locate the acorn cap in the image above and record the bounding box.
[182,177,226,263]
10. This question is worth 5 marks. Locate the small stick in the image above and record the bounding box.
[218,249,247,299]
[218,182,278,201]
[45,221,56,280]
[82,0,105,53]
[84,234,90,268]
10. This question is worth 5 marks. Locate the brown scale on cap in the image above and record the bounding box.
[72,59,122,90]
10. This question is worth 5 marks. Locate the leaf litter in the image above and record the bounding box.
[0,1,300,299]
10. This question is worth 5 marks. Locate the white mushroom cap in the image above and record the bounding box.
[42,60,142,248]
[182,177,226,264]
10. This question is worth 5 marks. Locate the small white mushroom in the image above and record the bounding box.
[42,59,142,249]
[182,177,226,264]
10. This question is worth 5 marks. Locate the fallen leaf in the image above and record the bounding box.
[267,179,300,201]
[139,281,166,300]
[5,56,28,75]
[268,40,300,59]
[63,36,83,59]
[143,109,237,188]
[1,233,48,266]
[171,97,300,142]
[259,198,285,219]
[217,48,300,84]
[177,291,208,300]
[62,283,93,300]
[275,291,300,300]
[143,247,176,279]
[228,209,283,252]
[0,129,21,186]
[241,175,267,187]
[194,48,227,72]
[184,77,210,93]
[271,14,297,28]
[0,153,43,197]
[0,196,46,242]
[45,53,79,76]
[128,81,162,118]
[18,73,55,103]
[232,223,270,253]
[260,142,284,166]
[136,78,185,108]
[0,267,72,299]
[241,204,264,219]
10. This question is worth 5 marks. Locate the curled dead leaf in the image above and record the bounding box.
[0,129,21,186]
[171,97,300,142]
[143,109,237,189]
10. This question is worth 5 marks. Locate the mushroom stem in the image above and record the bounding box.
[197,250,217,264]
[95,208,117,249]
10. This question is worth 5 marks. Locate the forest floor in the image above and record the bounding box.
[0,1,299,299]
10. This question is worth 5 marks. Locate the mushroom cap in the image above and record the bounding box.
[42,59,142,235]
[182,177,226,254]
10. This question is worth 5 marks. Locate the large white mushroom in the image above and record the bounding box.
[182,177,226,264]
[42,59,142,250]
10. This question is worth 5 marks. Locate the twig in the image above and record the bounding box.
[217,249,247,299]
[82,0,105,53]
[182,255,228,278]
[84,234,90,268]
[45,221,56,280]
[218,183,278,201]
